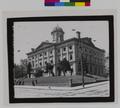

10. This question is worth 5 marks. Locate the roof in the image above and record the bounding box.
[81,37,95,47]
[27,37,105,55]
[36,42,53,51]
[51,25,64,34]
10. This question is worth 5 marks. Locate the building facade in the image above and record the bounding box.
[27,26,105,77]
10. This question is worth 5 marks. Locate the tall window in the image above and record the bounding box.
[50,51,52,54]
[32,56,34,59]
[85,48,87,52]
[36,64,38,68]
[51,60,53,64]
[53,35,56,41]
[50,50,53,55]
[44,52,47,56]
[70,54,73,61]
[45,61,47,64]
[39,53,42,57]
[63,47,66,51]
[69,46,72,50]
[57,49,60,53]
[32,61,34,67]
[40,62,42,66]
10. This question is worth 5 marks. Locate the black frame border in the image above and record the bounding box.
[7,15,114,103]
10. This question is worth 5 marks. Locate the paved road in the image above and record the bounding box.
[15,81,109,98]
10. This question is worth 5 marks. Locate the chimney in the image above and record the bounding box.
[76,31,81,39]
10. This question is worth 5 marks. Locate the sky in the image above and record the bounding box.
[14,21,109,64]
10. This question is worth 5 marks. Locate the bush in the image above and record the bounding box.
[14,64,27,78]
[34,68,43,77]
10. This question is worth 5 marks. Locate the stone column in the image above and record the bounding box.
[72,44,76,75]
[73,44,75,61]
[53,46,57,76]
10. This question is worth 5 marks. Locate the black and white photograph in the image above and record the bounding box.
[7,15,114,103]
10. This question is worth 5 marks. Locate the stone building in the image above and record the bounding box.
[27,25,105,77]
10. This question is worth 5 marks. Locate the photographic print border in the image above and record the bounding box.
[7,15,114,103]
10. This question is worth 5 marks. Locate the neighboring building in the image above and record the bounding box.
[27,25,105,77]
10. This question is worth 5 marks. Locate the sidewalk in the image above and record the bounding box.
[14,81,109,91]
[15,81,109,98]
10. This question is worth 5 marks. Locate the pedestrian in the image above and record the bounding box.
[19,81,21,85]
[32,80,35,86]
[22,81,24,85]
[35,80,37,84]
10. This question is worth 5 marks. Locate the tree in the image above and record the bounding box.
[14,64,26,78]
[27,62,32,78]
[20,59,28,77]
[57,58,72,76]
[56,60,64,76]
[57,60,62,76]
[62,58,69,76]
[34,67,43,77]
[46,62,54,76]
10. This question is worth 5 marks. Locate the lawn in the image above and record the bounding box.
[14,75,108,87]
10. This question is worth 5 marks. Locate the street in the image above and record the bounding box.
[14,81,109,98]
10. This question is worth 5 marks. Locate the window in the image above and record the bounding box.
[51,60,53,63]
[63,47,66,51]
[50,50,53,55]
[45,61,47,64]
[32,61,34,67]
[51,51,52,54]
[36,64,38,67]
[44,52,47,56]
[69,46,72,50]
[70,54,73,60]
[39,53,42,57]
[58,49,60,53]
[53,35,56,41]
[32,56,34,59]
[85,48,87,52]
[40,62,42,66]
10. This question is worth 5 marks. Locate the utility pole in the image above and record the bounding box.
[77,31,84,88]
[80,53,84,88]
